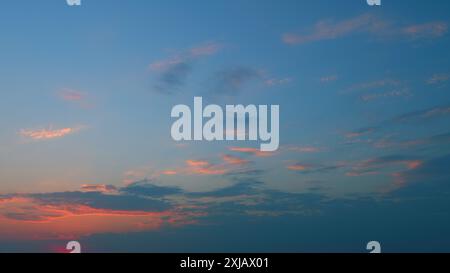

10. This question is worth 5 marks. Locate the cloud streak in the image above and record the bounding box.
[20,126,82,141]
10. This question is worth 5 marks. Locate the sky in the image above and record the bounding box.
[0,0,450,252]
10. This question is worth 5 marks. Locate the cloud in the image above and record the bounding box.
[345,127,376,139]
[320,75,338,83]
[347,155,422,177]
[20,126,82,141]
[286,146,321,153]
[392,105,450,123]
[390,154,450,192]
[210,66,262,96]
[161,170,178,175]
[222,154,250,165]
[265,77,292,86]
[287,164,309,171]
[80,184,118,194]
[360,88,412,102]
[58,89,84,101]
[186,160,210,167]
[149,42,222,94]
[58,88,93,108]
[228,147,275,157]
[189,43,223,57]
[120,180,183,197]
[0,196,198,240]
[282,13,379,45]
[402,21,448,40]
[344,79,402,94]
[427,73,450,85]
[283,14,447,45]
[373,132,450,150]
[185,160,227,175]
[286,163,344,174]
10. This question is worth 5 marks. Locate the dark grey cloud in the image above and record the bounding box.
[30,191,171,212]
[120,180,183,197]
[153,61,193,94]
[391,105,450,123]
[210,66,261,96]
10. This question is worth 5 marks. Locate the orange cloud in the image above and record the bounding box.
[222,155,250,165]
[287,164,309,171]
[161,170,178,176]
[229,147,274,157]
[186,160,210,167]
[185,160,227,175]
[20,126,81,140]
[405,160,422,170]
[80,184,118,194]
[0,197,201,241]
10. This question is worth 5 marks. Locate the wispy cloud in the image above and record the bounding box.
[320,75,338,83]
[0,195,197,240]
[222,154,250,165]
[20,126,83,141]
[427,73,450,85]
[283,14,447,45]
[210,66,262,96]
[282,13,379,45]
[229,147,275,157]
[347,155,422,177]
[185,159,227,175]
[287,163,344,174]
[285,145,321,153]
[265,77,292,87]
[344,79,402,94]
[360,88,412,102]
[402,21,448,40]
[80,184,118,194]
[345,127,376,139]
[392,105,450,123]
[58,88,93,108]
[149,42,223,94]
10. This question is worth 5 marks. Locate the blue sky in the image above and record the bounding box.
[0,0,449,252]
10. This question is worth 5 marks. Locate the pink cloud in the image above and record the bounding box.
[149,42,222,72]
[222,154,250,165]
[58,88,93,108]
[403,21,448,39]
[229,147,275,157]
[161,170,178,176]
[190,42,223,57]
[284,14,447,45]
[286,164,309,171]
[283,14,376,45]
[80,184,118,194]
[0,197,201,240]
[20,126,82,140]
[186,160,210,167]
[185,160,227,175]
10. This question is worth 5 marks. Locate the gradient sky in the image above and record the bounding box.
[1,0,450,252]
